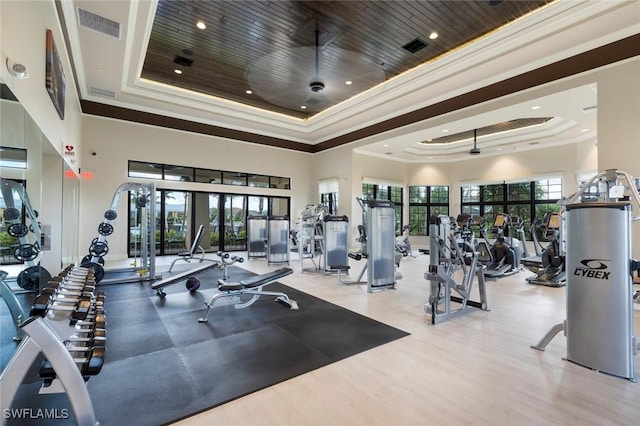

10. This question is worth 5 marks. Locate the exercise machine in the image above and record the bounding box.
[198,267,297,322]
[215,250,245,280]
[81,182,158,284]
[335,224,368,285]
[336,198,399,291]
[522,212,566,287]
[395,224,416,258]
[247,215,268,259]
[0,178,52,292]
[424,215,489,324]
[364,198,398,292]
[297,204,326,272]
[532,169,640,381]
[453,214,479,265]
[469,215,492,262]
[298,205,350,274]
[267,216,290,265]
[322,215,350,273]
[483,213,523,279]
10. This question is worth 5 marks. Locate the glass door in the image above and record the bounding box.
[207,193,220,252]
[163,190,189,255]
[223,195,247,251]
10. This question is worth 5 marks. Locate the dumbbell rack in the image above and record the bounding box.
[0,266,105,425]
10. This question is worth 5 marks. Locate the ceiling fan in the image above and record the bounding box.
[470,129,481,155]
[309,28,324,94]
[245,25,386,115]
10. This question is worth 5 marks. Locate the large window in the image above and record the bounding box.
[409,185,449,235]
[320,193,338,215]
[460,178,562,239]
[0,147,27,169]
[128,189,289,256]
[361,183,403,231]
[128,161,291,190]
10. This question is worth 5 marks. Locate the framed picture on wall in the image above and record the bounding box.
[45,29,65,120]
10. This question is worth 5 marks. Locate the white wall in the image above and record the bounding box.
[79,116,314,259]
[40,154,63,273]
[0,0,83,173]
[312,145,354,218]
[595,58,640,257]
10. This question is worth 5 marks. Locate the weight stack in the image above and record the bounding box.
[565,202,635,381]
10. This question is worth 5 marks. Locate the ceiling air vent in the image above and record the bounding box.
[77,8,121,39]
[88,86,116,99]
[402,38,428,54]
[174,56,194,67]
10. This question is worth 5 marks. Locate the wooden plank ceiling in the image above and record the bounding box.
[142,0,552,119]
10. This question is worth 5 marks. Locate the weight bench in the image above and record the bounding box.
[168,225,216,272]
[151,261,220,298]
[198,267,298,323]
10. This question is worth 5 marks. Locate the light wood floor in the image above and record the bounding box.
[155,253,640,426]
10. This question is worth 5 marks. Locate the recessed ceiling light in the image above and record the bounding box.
[531,105,541,110]
[384,144,389,147]
[174,69,183,75]
[428,156,434,160]
[345,80,352,85]
[429,32,438,40]
[300,105,307,109]
[245,89,253,95]
[442,129,448,133]
[581,128,589,132]
[196,21,206,30]
[496,147,503,151]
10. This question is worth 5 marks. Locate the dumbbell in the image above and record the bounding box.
[66,334,106,350]
[40,346,106,380]
[41,283,103,308]
[69,328,106,342]
[50,274,96,289]
[75,313,106,331]
[30,293,99,322]
[42,283,95,300]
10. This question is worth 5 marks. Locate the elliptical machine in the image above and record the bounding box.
[522,212,566,287]
[483,213,523,279]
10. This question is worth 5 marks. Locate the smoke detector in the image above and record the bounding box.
[6,58,29,79]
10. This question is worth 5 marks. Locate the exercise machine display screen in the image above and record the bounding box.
[548,214,561,229]
[494,214,505,227]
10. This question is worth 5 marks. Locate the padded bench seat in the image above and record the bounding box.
[199,267,297,322]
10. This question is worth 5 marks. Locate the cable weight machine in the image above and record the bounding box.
[81,182,157,284]
[532,169,640,381]
[0,179,51,292]
[424,215,489,324]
